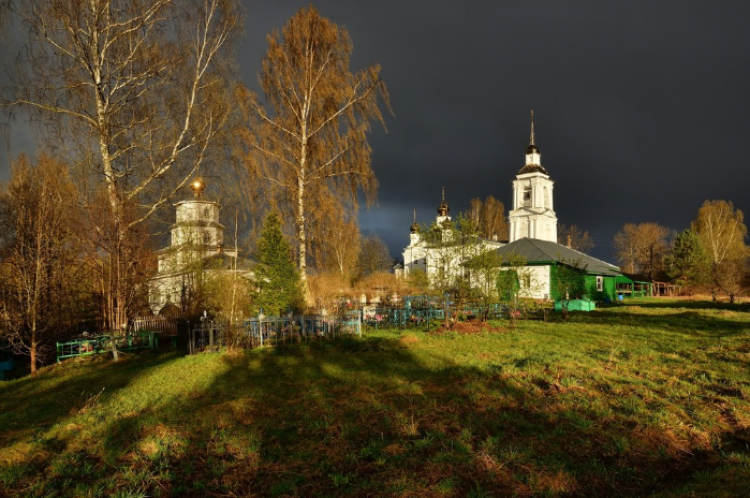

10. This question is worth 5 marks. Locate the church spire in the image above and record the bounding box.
[520,110,546,174]
[437,187,450,216]
[526,110,539,155]
[529,109,535,146]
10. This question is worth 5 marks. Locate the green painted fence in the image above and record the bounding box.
[56,331,158,362]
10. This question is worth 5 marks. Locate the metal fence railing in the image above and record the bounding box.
[188,312,362,353]
[362,305,510,329]
[56,331,158,362]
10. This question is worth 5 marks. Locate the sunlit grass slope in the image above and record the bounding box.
[1,303,749,497]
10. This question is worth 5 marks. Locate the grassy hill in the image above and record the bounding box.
[1,302,749,497]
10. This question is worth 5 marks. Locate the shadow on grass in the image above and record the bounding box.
[570,309,750,339]
[0,351,183,453]
[2,333,749,497]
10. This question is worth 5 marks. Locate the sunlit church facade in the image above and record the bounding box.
[148,179,252,315]
[396,112,627,301]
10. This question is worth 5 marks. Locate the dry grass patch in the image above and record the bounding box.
[399,333,420,346]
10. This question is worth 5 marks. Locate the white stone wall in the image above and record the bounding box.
[171,200,224,247]
[172,225,223,247]
[402,234,505,287]
[175,201,218,224]
[471,264,551,301]
[149,274,188,314]
[517,265,551,299]
[149,197,242,314]
[509,173,557,243]
[402,242,427,277]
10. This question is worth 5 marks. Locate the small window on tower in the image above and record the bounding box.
[204,206,210,218]
[523,186,532,207]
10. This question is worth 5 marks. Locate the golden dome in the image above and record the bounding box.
[190,177,206,197]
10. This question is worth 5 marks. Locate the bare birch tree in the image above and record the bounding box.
[692,200,749,302]
[468,195,508,241]
[613,223,638,274]
[558,224,595,253]
[311,206,360,279]
[2,0,240,330]
[613,222,670,279]
[0,154,81,375]
[354,234,393,282]
[240,6,390,292]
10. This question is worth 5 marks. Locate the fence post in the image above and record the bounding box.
[189,322,194,355]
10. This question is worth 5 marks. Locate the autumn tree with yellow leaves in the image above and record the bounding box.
[241,6,390,294]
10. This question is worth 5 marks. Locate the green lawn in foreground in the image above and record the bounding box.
[1,303,749,497]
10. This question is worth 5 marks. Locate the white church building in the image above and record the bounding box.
[397,112,626,301]
[396,190,504,282]
[148,178,252,315]
[398,112,553,283]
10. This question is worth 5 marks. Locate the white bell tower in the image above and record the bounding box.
[508,111,558,243]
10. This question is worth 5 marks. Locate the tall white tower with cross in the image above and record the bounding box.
[508,111,558,243]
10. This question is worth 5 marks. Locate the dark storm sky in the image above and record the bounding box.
[3,1,750,263]
[244,0,750,262]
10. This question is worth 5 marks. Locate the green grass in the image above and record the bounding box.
[1,302,749,497]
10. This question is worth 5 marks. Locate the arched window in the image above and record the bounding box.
[203,232,211,245]
[544,187,549,208]
[203,206,210,219]
[523,186,532,207]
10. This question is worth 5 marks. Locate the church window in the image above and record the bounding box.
[544,187,549,208]
[203,232,210,245]
[204,206,210,218]
[523,186,532,207]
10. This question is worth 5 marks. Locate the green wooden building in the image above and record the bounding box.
[490,238,651,302]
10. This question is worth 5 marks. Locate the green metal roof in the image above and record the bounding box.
[492,238,622,277]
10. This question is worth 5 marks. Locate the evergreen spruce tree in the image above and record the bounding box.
[253,213,303,316]
[666,229,710,288]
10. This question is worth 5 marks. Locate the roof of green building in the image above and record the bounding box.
[492,238,622,277]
